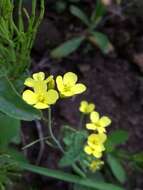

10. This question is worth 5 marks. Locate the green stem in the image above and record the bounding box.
[48,107,64,153]
[22,137,53,150]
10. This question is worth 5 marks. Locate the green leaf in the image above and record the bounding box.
[51,36,85,59]
[19,162,124,190]
[133,152,143,168]
[90,0,106,28]
[0,77,41,121]
[88,32,113,54]
[70,5,90,26]
[105,130,129,152]
[0,114,20,147]
[6,148,28,163]
[107,154,126,184]
[59,131,87,167]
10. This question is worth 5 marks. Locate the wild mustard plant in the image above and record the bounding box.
[84,133,107,158]
[22,72,59,109]
[89,159,104,172]
[56,72,86,97]
[86,111,111,133]
[79,100,95,114]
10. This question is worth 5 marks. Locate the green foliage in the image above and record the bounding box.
[59,129,87,167]
[107,154,126,184]
[51,36,85,59]
[88,32,113,54]
[0,77,41,121]
[105,129,129,152]
[51,1,112,58]
[0,0,44,78]
[0,114,20,148]
[19,162,124,190]
[0,154,22,189]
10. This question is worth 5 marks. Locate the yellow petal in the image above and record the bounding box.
[56,76,64,92]
[33,81,47,92]
[84,146,92,155]
[86,123,96,130]
[24,77,35,87]
[90,111,99,123]
[71,83,86,94]
[97,126,106,133]
[44,89,59,105]
[61,91,74,97]
[45,75,54,83]
[33,72,45,81]
[87,103,95,113]
[93,151,102,158]
[34,102,49,109]
[22,90,37,105]
[79,101,88,113]
[98,133,107,143]
[99,116,111,127]
[88,133,97,142]
[63,72,77,86]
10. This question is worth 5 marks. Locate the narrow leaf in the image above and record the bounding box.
[19,162,124,190]
[107,154,126,184]
[88,32,113,54]
[70,5,90,26]
[51,36,85,59]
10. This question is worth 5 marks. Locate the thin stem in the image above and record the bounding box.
[22,136,52,150]
[48,107,64,153]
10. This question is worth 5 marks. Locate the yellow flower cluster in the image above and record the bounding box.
[80,101,111,172]
[79,100,95,114]
[89,160,104,172]
[22,72,86,109]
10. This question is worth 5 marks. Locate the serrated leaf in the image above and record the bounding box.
[0,77,41,121]
[70,5,90,26]
[0,114,20,148]
[59,131,87,167]
[107,154,126,183]
[51,36,85,59]
[88,32,113,54]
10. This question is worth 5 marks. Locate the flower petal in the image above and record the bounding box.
[44,89,59,105]
[90,111,99,123]
[63,72,77,86]
[71,83,86,94]
[79,100,88,113]
[24,77,35,87]
[84,146,92,155]
[34,102,49,109]
[56,76,64,92]
[88,103,95,113]
[99,116,111,127]
[86,123,96,130]
[33,72,45,81]
[22,90,37,105]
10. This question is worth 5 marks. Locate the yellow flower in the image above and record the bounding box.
[89,160,104,172]
[22,72,58,109]
[56,72,86,97]
[86,111,111,133]
[84,133,107,158]
[22,89,59,109]
[24,72,55,91]
[79,100,95,114]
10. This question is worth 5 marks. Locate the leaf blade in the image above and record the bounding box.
[51,36,85,59]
